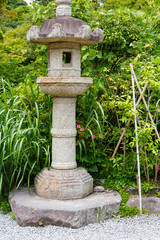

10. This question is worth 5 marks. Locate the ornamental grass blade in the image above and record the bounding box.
[16,161,28,191]
[87,128,96,158]
[0,174,3,195]
[78,141,82,161]
[93,118,102,133]
[28,161,37,193]
[81,138,87,155]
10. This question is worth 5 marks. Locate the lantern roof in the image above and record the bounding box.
[27,0,103,46]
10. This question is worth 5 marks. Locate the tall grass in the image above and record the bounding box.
[0,78,52,196]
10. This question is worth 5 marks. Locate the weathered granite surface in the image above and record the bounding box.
[48,42,81,77]
[127,196,160,213]
[27,0,103,45]
[37,77,93,97]
[9,188,122,228]
[35,167,93,200]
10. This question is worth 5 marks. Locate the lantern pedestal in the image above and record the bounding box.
[35,167,93,200]
[34,77,93,199]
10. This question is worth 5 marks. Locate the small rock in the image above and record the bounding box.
[94,186,105,192]
[127,196,160,214]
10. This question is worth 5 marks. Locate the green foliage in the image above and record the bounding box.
[1,0,29,32]
[119,188,130,203]
[10,212,16,220]
[75,0,160,183]
[117,188,150,217]
[38,218,45,226]
[34,0,53,6]
[0,21,48,84]
[0,78,52,196]
[155,190,160,198]
[141,182,157,193]
[119,203,140,218]
[76,78,109,178]
[0,196,11,213]
[31,1,56,24]
[6,0,27,10]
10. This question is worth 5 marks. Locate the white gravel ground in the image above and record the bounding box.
[0,211,160,240]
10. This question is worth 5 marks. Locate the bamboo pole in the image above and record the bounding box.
[112,120,131,158]
[130,64,160,140]
[112,81,149,158]
[131,65,142,213]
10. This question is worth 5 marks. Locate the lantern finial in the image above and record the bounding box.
[56,0,71,17]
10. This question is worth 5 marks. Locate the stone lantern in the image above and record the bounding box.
[9,0,121,228]
[26,0,103,201]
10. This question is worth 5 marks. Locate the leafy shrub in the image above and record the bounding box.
[0,78,52,196]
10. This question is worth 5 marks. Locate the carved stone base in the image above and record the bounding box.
[34,167,93,200]
[9,188,122,228]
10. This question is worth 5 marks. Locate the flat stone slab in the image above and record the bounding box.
[9,188,121,228]
[127,197,160,214]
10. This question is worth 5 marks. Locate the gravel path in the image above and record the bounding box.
[0,211,160,240]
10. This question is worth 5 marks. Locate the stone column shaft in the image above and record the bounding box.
[51,97,77,169]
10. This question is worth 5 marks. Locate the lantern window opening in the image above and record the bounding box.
[62,52,72,65]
